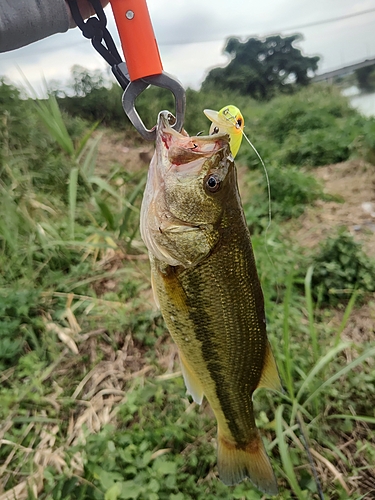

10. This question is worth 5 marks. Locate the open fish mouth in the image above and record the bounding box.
[156,110,229,160]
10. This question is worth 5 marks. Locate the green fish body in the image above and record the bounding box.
[140,111,281,495]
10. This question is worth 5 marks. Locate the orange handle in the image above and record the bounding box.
[110,0,163,81]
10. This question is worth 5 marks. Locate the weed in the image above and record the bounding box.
[350,117,375,165]
[242,164,329,235]
[280,127,351,166]
[306,229,375,306]
[0,290,44,369]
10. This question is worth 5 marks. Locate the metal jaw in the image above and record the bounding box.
[122,71,186,141]
[67,0,186,141]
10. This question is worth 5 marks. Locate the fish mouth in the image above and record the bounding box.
[157,110,186,137]
[156,110,229,160]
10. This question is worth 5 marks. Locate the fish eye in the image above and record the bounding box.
[212,126,219,135]
[236,118,242,127]
[205,174,221,193]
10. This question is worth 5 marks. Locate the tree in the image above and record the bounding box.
[202,34,320,100]
[70,65,105,97]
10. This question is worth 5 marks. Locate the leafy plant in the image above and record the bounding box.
[350,117,375,165]
[0,290,44,369]
[280,127,351,166]
[306,229,375,305]
[261,86,355,144]
[244,86,368,168]
[242,164,327,232]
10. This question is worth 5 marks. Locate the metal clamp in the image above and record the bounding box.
[122,72,186,141]
[66,0,186,141]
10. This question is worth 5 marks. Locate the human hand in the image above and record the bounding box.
[67,0,110,28]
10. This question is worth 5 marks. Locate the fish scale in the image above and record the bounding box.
[153,208,266,443]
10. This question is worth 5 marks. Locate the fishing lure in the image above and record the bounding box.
[204,105,244,157]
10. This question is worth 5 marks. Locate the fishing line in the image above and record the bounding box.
[221,108,275,277]
[239,127,282,306]
[240,130,272,235]
[221,109,272,234]
[238,123,325,498]
[297,412,325,500]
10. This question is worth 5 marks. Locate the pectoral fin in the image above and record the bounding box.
[257,341,282,392]
[179,351,204,404]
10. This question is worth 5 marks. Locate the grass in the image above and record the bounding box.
[1,79,375,499]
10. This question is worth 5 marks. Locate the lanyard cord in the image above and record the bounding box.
[67,0,130,89]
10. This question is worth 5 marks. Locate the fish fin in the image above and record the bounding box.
[179,351,204,405]
[217,430,278,495]
[257,341,282,392]
[150,272,160,309]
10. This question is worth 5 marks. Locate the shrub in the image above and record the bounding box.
[262,85,357,143]
[350,117,375,165]
[251,86,369,167]
[280,127,351,166]
[308,229,375,305]
[243,164,327,231]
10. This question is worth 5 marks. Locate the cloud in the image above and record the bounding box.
[0,0,374,92]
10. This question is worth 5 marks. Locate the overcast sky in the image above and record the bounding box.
[1,0,375,96]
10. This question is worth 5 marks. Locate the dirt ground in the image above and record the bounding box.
[285,158,375,340]
[287,159,375,258]
[96,129,153,175]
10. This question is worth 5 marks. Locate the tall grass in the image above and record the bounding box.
[267,260,375,498]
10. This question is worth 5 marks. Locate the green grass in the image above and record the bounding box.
[1,78,375,500]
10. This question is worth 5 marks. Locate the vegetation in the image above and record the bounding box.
[202,35,320,100]
[1,72,375,500]
[307,229,375,306]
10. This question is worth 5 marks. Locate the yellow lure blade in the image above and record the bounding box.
[203,105,244,158]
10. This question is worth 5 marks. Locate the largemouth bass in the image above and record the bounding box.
[140,111,281,495]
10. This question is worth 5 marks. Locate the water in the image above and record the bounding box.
[342,86,375,117]
[350,93,375,117]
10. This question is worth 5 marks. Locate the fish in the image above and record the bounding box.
[140,110,281,495]
[204,105,244,158]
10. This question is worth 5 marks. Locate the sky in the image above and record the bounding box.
[0,0,375,96]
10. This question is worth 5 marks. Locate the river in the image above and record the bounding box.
[342,86,375,117]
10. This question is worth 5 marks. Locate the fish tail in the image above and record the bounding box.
[217,430,278,495]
